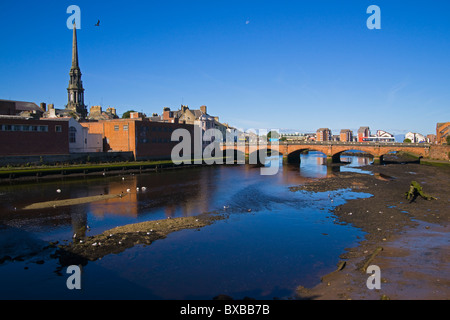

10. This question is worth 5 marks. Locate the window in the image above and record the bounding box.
[13,125,21,132]
[22,125,30,132]
[55,125,62,133]
[123,125,129,131]
[69,127,77,143]
[114,125,120,131]
[39,126,48,132]
[32,126,38,132]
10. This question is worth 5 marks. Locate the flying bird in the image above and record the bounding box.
[95,20,100,27]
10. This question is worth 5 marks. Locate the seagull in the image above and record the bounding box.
[136,187,140,192]
[95,20,100,27]
[141,187,147,191]
[127,189,131,193]
[56,189,62,194]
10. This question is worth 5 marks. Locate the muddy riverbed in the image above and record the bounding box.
[294,161,449,300]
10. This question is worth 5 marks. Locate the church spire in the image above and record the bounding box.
[71,22,79,69]
[66,22,87,120]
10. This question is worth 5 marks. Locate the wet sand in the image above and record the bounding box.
[293,161,450,300]
[23,194,123,210]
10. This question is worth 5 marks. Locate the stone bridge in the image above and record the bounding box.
[220,141,435,165]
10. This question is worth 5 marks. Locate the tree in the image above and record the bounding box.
[122,110,136,119]
[403,138,412,143]
[446,135,450,145]
[267,131,280,141]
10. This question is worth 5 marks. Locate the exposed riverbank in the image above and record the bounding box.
[52,212,228,266]
[293,161,449,300]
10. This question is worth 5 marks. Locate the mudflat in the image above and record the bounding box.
[293,160,449,300]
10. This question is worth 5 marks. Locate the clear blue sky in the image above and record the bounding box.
[1,0,449,135]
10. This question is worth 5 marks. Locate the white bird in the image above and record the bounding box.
[122,177,125,181]
[127,189,131,193]
[136,187,140,192]
[141,187,147,191]
[56,189,62,193]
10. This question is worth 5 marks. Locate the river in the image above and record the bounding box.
[0,152,374,300]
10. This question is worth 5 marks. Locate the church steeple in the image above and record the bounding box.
[71,22,79,69]
[67,22,87,119]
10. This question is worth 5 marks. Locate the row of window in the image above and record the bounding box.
[139,138,173,144]
[0,124,62,133]
[112,125,175,133]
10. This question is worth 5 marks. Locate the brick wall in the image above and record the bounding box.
[429,145,450,161]
[0,118,69,156]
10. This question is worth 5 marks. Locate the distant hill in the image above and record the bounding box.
[394,134,405,143]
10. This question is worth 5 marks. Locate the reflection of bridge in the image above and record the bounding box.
[221,141,433,164]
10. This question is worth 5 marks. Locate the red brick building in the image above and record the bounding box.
[0,117,69,156]
[316,128,332,142]
[358,127,371,142]
[81,118,195,160]
[340,129,353,142]
[436,122,449,145]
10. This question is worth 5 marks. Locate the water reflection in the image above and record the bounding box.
[0,152,374,299]
[0,153,373,239]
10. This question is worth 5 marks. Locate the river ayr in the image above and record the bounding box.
[0,152,374,300]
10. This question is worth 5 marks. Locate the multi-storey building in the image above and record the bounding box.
[316,128,332,142]
[81,117,195,161]
[436,122,449,145]
[340,129,353,142]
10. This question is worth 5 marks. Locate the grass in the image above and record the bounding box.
[0,160,177,178]
[0,157,231,179]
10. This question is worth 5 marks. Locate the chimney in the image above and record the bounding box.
[48,104,54,110]
[200,105,207,114]
[40,103,47,112]
[130,112,143,119]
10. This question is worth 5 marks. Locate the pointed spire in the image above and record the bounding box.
[72,22,79,69]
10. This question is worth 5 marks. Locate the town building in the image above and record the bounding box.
[280,133,308,143]
[357,127,371,142]
[316,128,332,142]
[87,106,119,121]
[194,114,217,149]
[405,132,427,143]
[340,129,353,142]
[0,116,69,156]
[0,99,45,118]
[427,134,437,144]
[373,130,395,143]
[41,117,103,153]
[436,122,449,145]
[81,118,195,161]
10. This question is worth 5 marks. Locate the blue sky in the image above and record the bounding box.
[0,0,449,135]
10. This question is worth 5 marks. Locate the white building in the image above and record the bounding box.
[405,132,426,143]
[375,130,395,142]
[43,117,103,153]
[194,114,217,150]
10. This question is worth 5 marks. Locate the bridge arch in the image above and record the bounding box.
[248,148,280,166]
[286,148,328,164]
[331,149,376,164]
